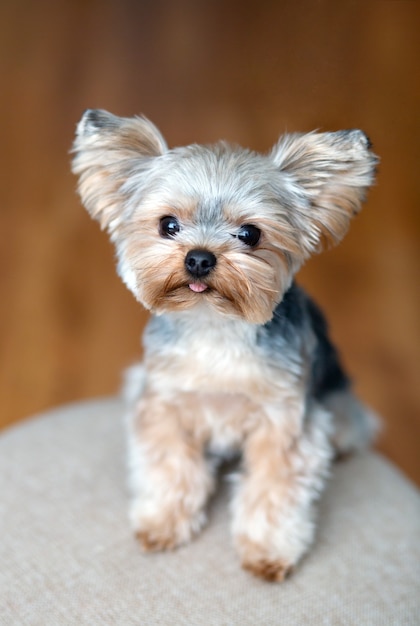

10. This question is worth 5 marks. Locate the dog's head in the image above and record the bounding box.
[72,109,377,324]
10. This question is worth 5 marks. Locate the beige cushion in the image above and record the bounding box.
[1,398,419,625]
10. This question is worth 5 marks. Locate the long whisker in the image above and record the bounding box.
[222,255,253,296]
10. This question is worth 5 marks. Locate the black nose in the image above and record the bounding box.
[185,249,217,278]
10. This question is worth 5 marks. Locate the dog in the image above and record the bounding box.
[72,109,378,581]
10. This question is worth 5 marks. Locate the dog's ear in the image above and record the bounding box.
[72,109,167,234]
[271,130,378,256]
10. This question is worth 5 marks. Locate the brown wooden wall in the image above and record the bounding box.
[1,0,419,483]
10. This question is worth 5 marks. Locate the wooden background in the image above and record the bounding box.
[1,0,419,483]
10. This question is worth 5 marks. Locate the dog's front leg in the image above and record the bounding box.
[231,401,333,581]
[127,391,214,551]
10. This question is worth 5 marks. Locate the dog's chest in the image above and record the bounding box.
[145,314,269,396]
[142,313,296,453]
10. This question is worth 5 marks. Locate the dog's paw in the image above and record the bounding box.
[236,536,294,582]
[242,557,293,582]
[131,502,207,552]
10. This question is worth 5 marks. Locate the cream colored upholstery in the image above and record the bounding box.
[1,398,419,625]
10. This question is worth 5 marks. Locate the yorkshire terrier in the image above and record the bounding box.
[72,109,378,582]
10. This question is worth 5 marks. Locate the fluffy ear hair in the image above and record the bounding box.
[72,109,167,234]
[271,130,378,256]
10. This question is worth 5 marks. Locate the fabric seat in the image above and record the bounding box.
[1,398,419,625]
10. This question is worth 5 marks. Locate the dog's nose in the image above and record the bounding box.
[185,249,217,278]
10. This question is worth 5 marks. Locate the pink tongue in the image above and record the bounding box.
[189,282,208,293]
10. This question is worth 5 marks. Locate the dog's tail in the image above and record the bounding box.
[323,389,381,457]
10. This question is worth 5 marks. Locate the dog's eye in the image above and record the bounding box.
[159,216,180,238]
[237,224,261,247]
